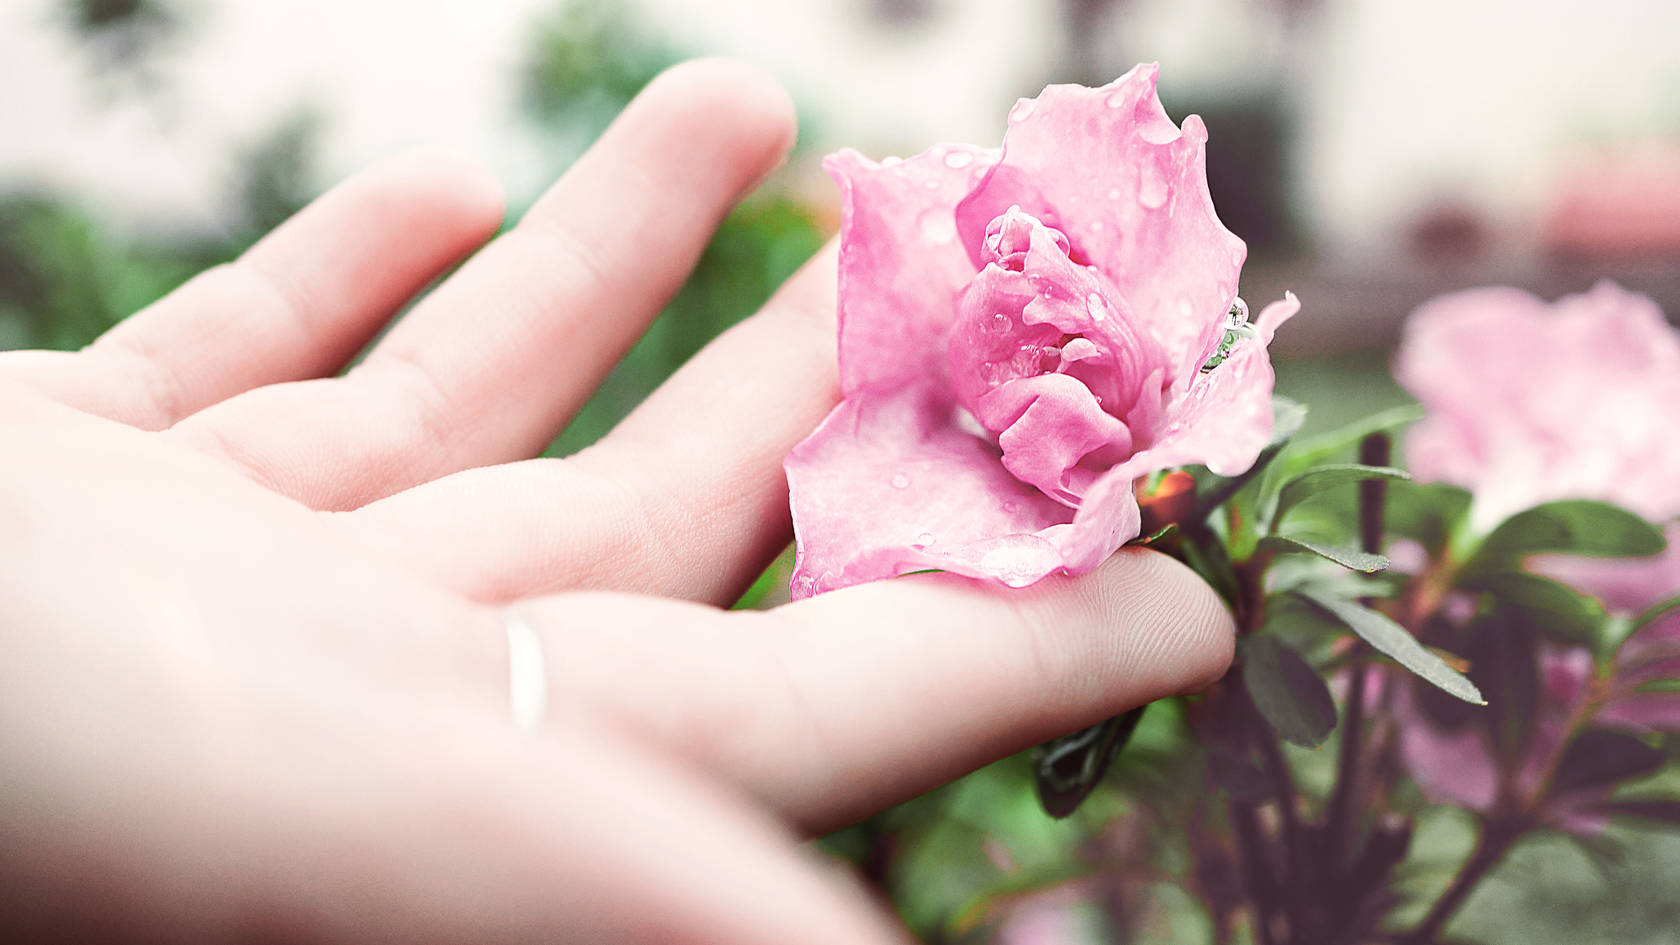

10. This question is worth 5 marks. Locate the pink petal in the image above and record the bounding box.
[1398,282,1680,522]
[954,63,1247,385]
[1119,293,1299,478]
[824,144,1000,395]
[982,373,1133,506]
[784,382,1077,598]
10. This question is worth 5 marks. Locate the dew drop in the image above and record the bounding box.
[918,209,956,245]
[913,532,935,549]
[1086,292,1107,321]
[991,312,1012,333]
[1009,98,1037,122]
[924,178,940,190]
[1229,297,1250,326]
[1001,500,1018,513]
[1106,91,1129,108]
[881,155,903,167]
[1088,220,1104,233]
[980,361,1004,386]
[891,473,911,489]
[1106,187,1122,200]
[944,150,974,169]
[1137,163,1169,209]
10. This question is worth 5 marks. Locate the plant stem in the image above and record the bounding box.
[1325,434,1391,865]
[1400,821,1518,945]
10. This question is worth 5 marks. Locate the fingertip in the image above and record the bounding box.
[376,146,508,241]
[640,57,798,191]
[1097,548,1236,695]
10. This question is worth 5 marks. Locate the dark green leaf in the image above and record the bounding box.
[1471,500,1666,568]
[1260,534,1389,573]
[1239,636,1338,748]
[1551,730,1667,795]
[1459,571,1610,651]
[1190,396,1306,519]
[1033,705,1147,818]
[1272,463,1411,525]
[1298,592,1486,705]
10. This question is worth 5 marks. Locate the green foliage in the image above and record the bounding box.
[1239,635,1337,748]
[1468,500,1668,570]
[1297,591,1485,705]
[1459,571,1611,652]
[1034,706,1147,818]
[1258,534,1389,573]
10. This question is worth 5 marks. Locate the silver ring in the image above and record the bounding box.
[504,612,547,732]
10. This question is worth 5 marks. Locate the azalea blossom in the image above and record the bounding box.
[1395,281,1680,530]
[1393,283,1680,831]
[785,64,1296,599]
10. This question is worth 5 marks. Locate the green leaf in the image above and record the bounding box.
[1551,730,1667,795]
[1459,571,1610,651]
[1607,593,1680,655]
[1268,404,1424,486]
[1471,500,1666,568]
[1033,705,1147,819]
[1385,480,1473,554]
[1600,799,1680,827]
[1189,396,1307,519]
[1297,592,1486,705]
[1240,636,1338,748]
[1259,534,1390,573]
[1272,463,1411,526]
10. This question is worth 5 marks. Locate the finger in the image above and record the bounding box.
[169,58,798,510]
[512,549,1235,833]
[0,150,504,430]
[342,242,838,604]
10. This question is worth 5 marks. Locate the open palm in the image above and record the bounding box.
[0,60,1232,945]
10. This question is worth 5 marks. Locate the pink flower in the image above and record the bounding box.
[785,64,1296,599]
[1395,281,1680,528]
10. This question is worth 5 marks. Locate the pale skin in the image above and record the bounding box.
[0,60,1234,944]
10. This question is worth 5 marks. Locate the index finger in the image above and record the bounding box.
[513,548,1234,833]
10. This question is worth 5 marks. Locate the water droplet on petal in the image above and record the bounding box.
[1009,98,1037,122]
[918,209,956,245]
[1137,163,1169,209]
[1106,187,1122,200]
[1229,297,1250,326]
[944,150,974,169]
[1089,220,1104,233]
[1086,292,1107,321]
[913,532,935,548]
[991,312,1012,332]
[924,178,940,190]
[891,473,910,489]
[1001,501,1018,513]
[1106,91,1129,108]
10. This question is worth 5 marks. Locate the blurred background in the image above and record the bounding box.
[4,0,1679,942]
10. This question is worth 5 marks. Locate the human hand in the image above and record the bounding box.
[0,60,1233,944]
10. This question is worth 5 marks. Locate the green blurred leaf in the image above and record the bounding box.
[1298,592,1485,705]
[1268,403,1423,486]
[1033,704,1147,818]
[1460,571,1611,651]
[1551,730,1667,795]
[1600,800,1680,827]
[1240,635,1337,748]
[1471,500,1667,569]
[1271,463,1410,526]
[1608,594,1680,655]
[1259,534,1389,573]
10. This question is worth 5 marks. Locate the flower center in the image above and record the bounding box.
[947,207,1172,507]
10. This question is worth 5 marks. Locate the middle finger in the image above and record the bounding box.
[169,59,796,511]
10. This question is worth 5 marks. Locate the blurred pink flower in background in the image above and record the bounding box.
[1395,281,1680,530]
[785,64,1296,599]
[1393,282,1680,831]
